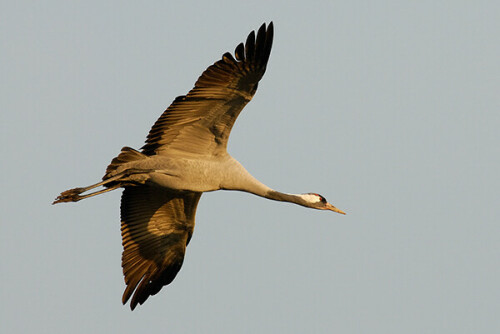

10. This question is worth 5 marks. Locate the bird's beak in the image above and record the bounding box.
[326,203,346,215]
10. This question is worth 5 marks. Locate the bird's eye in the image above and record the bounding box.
[313,193,326,203]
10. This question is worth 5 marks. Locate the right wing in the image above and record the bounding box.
[141,22,274,157]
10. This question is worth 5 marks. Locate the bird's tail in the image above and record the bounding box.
[103,146,147,180]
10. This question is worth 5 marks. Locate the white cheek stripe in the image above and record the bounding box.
[297,194,320,203]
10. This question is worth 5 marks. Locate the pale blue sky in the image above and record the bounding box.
[1,1,499,333]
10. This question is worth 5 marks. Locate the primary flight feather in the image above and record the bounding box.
[54,22,345,310]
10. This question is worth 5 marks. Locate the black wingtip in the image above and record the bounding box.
[266,21,274,34]
[245,30,256,60]
[259,21,273,31]
[233,22,274,64]
[235,42,245,61]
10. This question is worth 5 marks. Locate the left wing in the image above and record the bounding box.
[120,186,202,310]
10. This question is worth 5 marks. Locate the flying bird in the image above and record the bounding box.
[54,22,345,310]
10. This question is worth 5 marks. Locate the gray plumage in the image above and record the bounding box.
[54,22,345,310]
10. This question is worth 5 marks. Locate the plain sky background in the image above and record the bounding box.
[1,1,499,333]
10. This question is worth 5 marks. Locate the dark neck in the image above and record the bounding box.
[264,190,307,207]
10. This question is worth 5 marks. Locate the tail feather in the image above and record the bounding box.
[104,147,146,180]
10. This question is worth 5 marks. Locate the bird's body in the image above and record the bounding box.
[54,22,345,310]
[105,149,266,194]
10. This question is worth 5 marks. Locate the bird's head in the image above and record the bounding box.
[299,193,346,215]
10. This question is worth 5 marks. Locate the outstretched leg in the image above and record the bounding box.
[52,168,151,204]
[52,184,121,204]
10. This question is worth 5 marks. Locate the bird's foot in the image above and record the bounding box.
[52,187,85,204]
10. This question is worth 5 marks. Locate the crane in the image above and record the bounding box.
[53,22,345,310]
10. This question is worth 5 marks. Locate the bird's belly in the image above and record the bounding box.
[146,166,223,193]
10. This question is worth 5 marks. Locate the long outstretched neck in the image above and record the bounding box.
[223,159,309,207]
[232,178,308,208]
[236,181,309,208]
[224,167,347,213]
[264,190,309,207]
